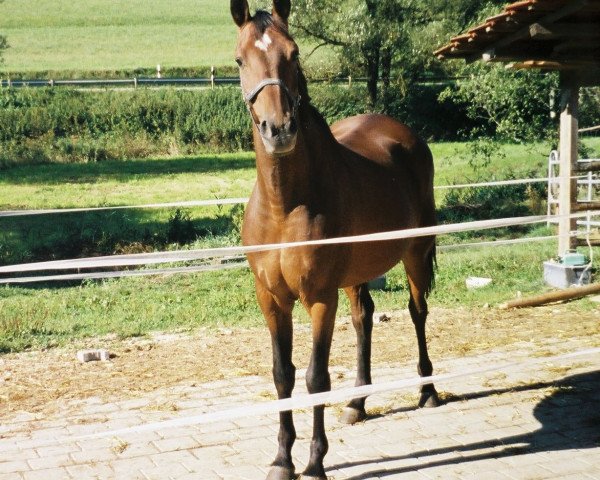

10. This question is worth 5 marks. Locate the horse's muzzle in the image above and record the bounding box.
[259,117,298,156]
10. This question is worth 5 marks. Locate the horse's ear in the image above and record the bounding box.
[272,0,291,25]
[231,0,251,28]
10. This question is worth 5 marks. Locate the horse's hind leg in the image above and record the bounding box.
[340,283,374,424]
[404,240,440,408]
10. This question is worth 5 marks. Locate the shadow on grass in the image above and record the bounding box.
[332,370,600,479]
[0,154,255,185]
[0,206,241,270]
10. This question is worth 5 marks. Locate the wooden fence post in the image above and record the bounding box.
[558,71,579,257]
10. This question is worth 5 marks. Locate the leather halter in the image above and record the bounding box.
[241,77,301,126]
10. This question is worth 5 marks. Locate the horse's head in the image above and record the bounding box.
[231,0,300,156]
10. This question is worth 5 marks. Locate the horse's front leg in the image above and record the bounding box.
[255,282,297,480]
[301,290,338,480]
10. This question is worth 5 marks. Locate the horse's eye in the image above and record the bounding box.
[235,57,243,67]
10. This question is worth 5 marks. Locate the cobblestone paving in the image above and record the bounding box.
[1,336,599,479]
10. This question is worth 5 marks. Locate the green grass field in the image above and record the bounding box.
[0,0,332,74]
[0,141,564,210]
[5,239,587,354]
[2,140,599,352]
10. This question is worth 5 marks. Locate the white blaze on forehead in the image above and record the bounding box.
[254,33,272,52]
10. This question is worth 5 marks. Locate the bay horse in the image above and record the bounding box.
[231,1,439,478]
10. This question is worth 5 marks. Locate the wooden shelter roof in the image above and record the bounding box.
[434,0,600,73]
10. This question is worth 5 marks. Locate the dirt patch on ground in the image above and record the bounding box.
[1,304,599,421]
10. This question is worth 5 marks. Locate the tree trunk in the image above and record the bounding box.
[380,47,392,112]
[365,46,380,107]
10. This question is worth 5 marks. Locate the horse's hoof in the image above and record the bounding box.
[300,465,327,480]
[299,474,327,480]
[340,406,367,424]
[418,389,441,408]
[267,465,297,480]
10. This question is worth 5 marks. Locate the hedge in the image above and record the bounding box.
[0,83,470,167]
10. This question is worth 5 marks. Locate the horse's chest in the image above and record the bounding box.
[248,207,342,297]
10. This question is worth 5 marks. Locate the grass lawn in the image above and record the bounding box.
[0,141,570,210]
[0,152,256,209]
[0,0,333,74]
[2,140,599,353]
[6,238,595,354]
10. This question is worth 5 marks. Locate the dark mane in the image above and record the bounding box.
[297,64,311,105]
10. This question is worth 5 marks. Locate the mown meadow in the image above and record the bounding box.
[0,0,332,75]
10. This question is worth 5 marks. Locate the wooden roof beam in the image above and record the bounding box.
[484,47,600,63]
[506,60,598,70]
[473,0,589,62]
[530,22,600,39]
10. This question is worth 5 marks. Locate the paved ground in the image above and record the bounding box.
[1,335,599,480]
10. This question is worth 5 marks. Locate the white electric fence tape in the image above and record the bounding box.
[22,346,600,449]
[0,262,247,284]
[0,213,554,274]
[433,177,560,190]
[0,176,587,218]
[0,212,596,283]
[0,234,575,284]
[0,198,249,218]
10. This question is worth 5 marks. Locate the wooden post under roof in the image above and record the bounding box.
[557,70,579,256]
[434,0,600,260]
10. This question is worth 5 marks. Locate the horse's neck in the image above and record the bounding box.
[253,106,336,216]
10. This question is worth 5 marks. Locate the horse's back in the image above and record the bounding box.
[331,113,432,173]
[331,113,434,203]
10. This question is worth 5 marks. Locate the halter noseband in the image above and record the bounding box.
[241,77,301,126]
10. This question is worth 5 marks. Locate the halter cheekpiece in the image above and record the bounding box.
[241,77,301,125]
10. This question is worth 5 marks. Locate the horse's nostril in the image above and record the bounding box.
[260,121,268,135]
[260,121,281,138]
[288,118,298,135]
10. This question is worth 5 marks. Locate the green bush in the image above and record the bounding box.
[4,76,581,167]
[0,87,254,167]
[309,84,369,123]
[1,82,472,168]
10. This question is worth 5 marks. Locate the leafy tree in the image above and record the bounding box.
[439,63,558,142]
[290,0,425,106]
[289,0,506,108]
